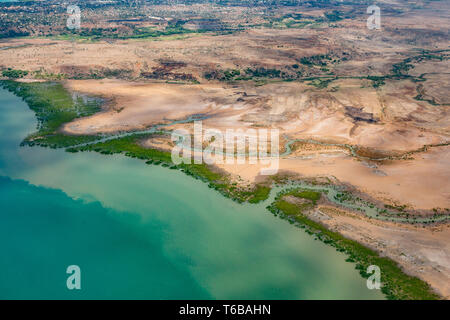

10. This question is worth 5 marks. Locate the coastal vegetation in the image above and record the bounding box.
[267,189,440,300]
[66,133,271,204]
[0,80,102,147]
[1,69,28,79]
[286,189,322,204]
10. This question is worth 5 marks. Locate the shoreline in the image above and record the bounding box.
[2,79,447,299]
[45,135,450,299]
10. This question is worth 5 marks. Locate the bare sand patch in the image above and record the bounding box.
[62,79,243,134]
[216,146,450,210]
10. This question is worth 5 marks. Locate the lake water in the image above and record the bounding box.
[0,87,384,299]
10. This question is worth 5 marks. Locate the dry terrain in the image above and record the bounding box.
[1,0,449,298]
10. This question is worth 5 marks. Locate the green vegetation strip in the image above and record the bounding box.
[0,80,102,147]
[67,133,270,204]
[267,190,440,300]
[56,26,204,42]
[2,69,28,79]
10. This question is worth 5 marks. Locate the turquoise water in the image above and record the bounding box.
[0,87,384,299]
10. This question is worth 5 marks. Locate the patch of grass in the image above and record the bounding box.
[52,26,203,42]
[307,78,335,89]
[2,68,28,79]
[299,54,332,67]
[248,185,271,204]
[1,80,102,147]
[120,26,198,40]
[384,204,407,212]
[267,198,440,300]
[204,67,299,82]
[334,191,354,203]
[367,76,386,88]
[286,189,321,204]
[67,134,173,162]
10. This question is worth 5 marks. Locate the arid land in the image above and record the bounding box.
[1,0,449,298]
